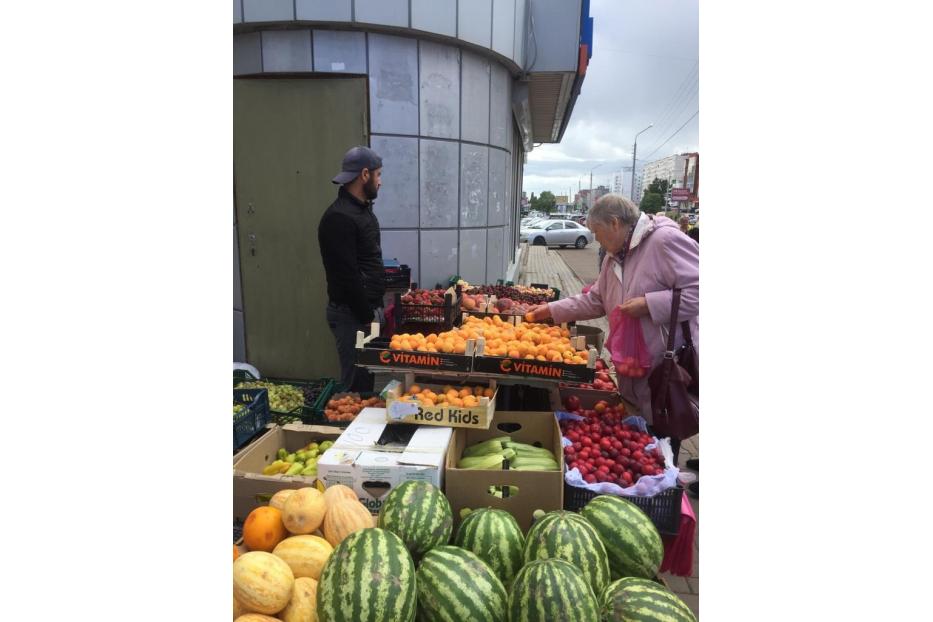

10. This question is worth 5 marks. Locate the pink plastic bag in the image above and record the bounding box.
[607,307,651,378]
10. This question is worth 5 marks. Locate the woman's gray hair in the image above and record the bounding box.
[587,193,640,228]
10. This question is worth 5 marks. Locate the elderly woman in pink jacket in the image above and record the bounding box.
[527,194,699,464]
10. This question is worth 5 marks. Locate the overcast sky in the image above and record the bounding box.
[522,0,699,199]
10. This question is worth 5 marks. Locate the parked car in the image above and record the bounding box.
[520,219,595,249]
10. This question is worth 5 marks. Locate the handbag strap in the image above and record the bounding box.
[665,289,682,356]
[681,319,694,347]
[655,289,683,413]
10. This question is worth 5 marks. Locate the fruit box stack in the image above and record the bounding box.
[317,408,453,515]
[445,411,564,532]
[383,378,498,430]
[232,423,342,523]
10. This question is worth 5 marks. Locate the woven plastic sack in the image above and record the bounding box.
[607,307,651,378]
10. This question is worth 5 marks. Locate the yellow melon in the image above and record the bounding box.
[272,535,334,580]
[269,489,297,513]
[322,484,359,509]
[280,577,319,622]
[282,487,326,534]
[233,551,294,615]
[322,499,375,547]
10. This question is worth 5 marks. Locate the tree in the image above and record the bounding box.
[640,192,664,214]
[647,177,670,197]
[531,191,557,215]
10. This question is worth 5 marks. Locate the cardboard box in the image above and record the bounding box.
[384,377,498,430]
[445,411,564,532]
[317,408,453,515]
[232,424,342,523]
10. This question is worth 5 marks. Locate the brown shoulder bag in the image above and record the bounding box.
[648,289,699,440]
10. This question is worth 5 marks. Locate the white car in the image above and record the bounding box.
[520,219,595,249]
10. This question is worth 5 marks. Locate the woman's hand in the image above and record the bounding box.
[524,303,552,322]
[618,297,649,317]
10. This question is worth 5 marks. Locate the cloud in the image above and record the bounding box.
[522,0,699,196]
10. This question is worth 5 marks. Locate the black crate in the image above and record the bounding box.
[233,374,336,425]
[472,354,595,384]
[395,285,462,330]
[233,388,270,451]
[357,336,474,373]
[563,483,684,536]
[307,391,385,427]
[384,259,411,289]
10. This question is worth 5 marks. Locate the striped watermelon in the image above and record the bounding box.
[580,495,663,580]
[523,510,610,595]
[377,481,452,558]
[416,545,508,622]
[453,508,525,589]
[507,558,599,622]
[601,577,697,622]
[316,527,416,622]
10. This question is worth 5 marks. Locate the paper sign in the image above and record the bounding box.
[388,400,420,421]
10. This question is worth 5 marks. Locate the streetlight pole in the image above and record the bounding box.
[589,163,604,211]
[630,124,653,201]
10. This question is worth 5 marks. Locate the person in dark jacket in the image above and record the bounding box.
[318,146,385,392]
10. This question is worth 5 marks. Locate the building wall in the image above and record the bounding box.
[235,26,519,301]
[639,154,687,199]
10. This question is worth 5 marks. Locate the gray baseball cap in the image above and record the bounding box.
[332,145,383,184]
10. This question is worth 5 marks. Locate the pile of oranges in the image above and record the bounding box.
[395,384,494,408]
[388,316,589,364]
[467,316,590,364]
[389,330,469,354]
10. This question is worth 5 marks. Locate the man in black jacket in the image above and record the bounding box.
[318,146,386,391]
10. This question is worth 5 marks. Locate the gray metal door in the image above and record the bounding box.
[234,77,369,379]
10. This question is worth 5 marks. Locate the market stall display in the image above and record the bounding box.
[233,475,693,622]
[235,376,336,425]
[321,392,385,424]
[394,285,462,330]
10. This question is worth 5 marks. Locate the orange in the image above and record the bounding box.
[243,506,287,553]
[450,397,464,407]
[446,390,460,401]
[473,386,485,396]
[420,399,435,407]
[483,387,494,398]
[409,385,422,395]
[458,388,472,398]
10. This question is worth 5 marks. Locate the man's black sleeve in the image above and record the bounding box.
[319,213,374,324]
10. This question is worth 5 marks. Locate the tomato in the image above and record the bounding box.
[581,437,592,447]
[622,472,633,484]
[584,474,596,484]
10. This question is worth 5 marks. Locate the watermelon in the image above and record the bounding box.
[601,577,697,622]
[316,527,416,622]
[580,495,663,580]
[507,558,599,622]
[377,481,452,558]
[453,508,525,589]
[416,545,508,622]
[523,510,610,595]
